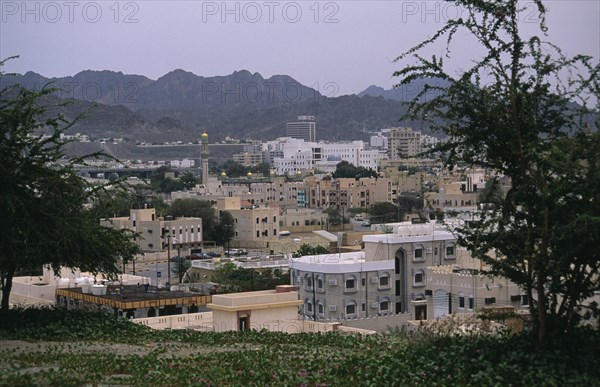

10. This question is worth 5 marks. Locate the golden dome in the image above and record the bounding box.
[247,172,253,177]
[201,132,208,139]
[221,171,227,176]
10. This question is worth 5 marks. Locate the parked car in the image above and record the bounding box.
[354,215,364,221]
[361,221,371,227]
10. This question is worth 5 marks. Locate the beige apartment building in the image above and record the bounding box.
[304,177,393,209]
[385,127,422,160]
[217,197,280,249]
[103,208,203,252]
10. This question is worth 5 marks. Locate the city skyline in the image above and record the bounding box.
[1,1,598,97]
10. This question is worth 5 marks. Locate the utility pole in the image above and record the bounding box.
[312,272,317,322]
[164,232,171,287]
[178,246,182,284]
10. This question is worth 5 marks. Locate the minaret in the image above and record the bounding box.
[201,131,209,185]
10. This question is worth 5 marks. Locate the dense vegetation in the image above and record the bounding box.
[0,60,139,313]
[1,307,598,386]
[395,0,600,342]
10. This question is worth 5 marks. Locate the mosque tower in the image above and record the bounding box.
[201,131,209,185]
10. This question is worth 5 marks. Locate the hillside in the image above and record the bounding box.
[2,70,434,143]
[1,307,598,386]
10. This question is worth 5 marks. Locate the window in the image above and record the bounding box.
[361,277,366,287]
[522,294,529,306]
[318,303,324,315]
[256,217,259,224]
[256,231,260,238]
[414,270,425,286]
[380,300,390,313]
[458,292,465,309]
[345,303,356,316]
[306,301,313,313]
[468,294,474,310]
[414,245,424,260]
[446,244,455,258]
[317,277,323,290]
[307,276,313,288]
[379,275,389,287]
[345,277,356,290]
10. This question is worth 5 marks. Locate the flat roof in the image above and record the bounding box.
[56,285,211,309]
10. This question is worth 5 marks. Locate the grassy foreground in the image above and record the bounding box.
[0,307,598,386]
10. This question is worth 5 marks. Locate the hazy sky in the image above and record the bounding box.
[1,1,598,96]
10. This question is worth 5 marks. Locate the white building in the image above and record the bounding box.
[264,137,386,175]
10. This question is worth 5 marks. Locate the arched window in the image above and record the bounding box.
[468,293,474,310]
[413,269,425,286]
[395,249,406,274]
[379,297,391,313]
[345,301,357,317]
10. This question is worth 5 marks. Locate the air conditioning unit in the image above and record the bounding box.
[510,295,522,301]
[484,297,496,304]
[370,277,378,284]
[370,302,379,309]
[328,305,337,312]
[328,279,337,286]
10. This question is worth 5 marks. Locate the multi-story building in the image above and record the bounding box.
[264,138,386,176]
[232,152,263,166]
[217,197,280,249]
[286,115,316,142]
[425,168,487,212]
[384,127,422,160]
[304,177,393,209]
[290,223,459,320]
[103,208,203,252]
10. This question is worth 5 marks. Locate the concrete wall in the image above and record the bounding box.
[134,312,214,331]
[341,313,413,333]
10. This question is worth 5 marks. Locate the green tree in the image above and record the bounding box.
[292,243,330,258]
[179,172,198,190]
[213,211,235,246]
[0,62,139,313]
[166,199,217,240]
[395,0,599,341]
[370,202,403,224]
[332,161,378,179]
[171,256,191,284]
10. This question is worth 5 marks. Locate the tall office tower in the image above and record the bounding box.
[286,115,316,142]
[201,131,209,184]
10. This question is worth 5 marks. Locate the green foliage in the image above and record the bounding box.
[394,0,599,341]
[171,257,191,283]
[332,160,378,179]
[0,61,139,313]
[211,262,289,293]
[370,202,403,223]
[292,243,330,258]
[322,207,349,225]
[1,307,599,386]
[165,199,234,244]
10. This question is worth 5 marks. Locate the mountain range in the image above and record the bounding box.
[2,70,439,143]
